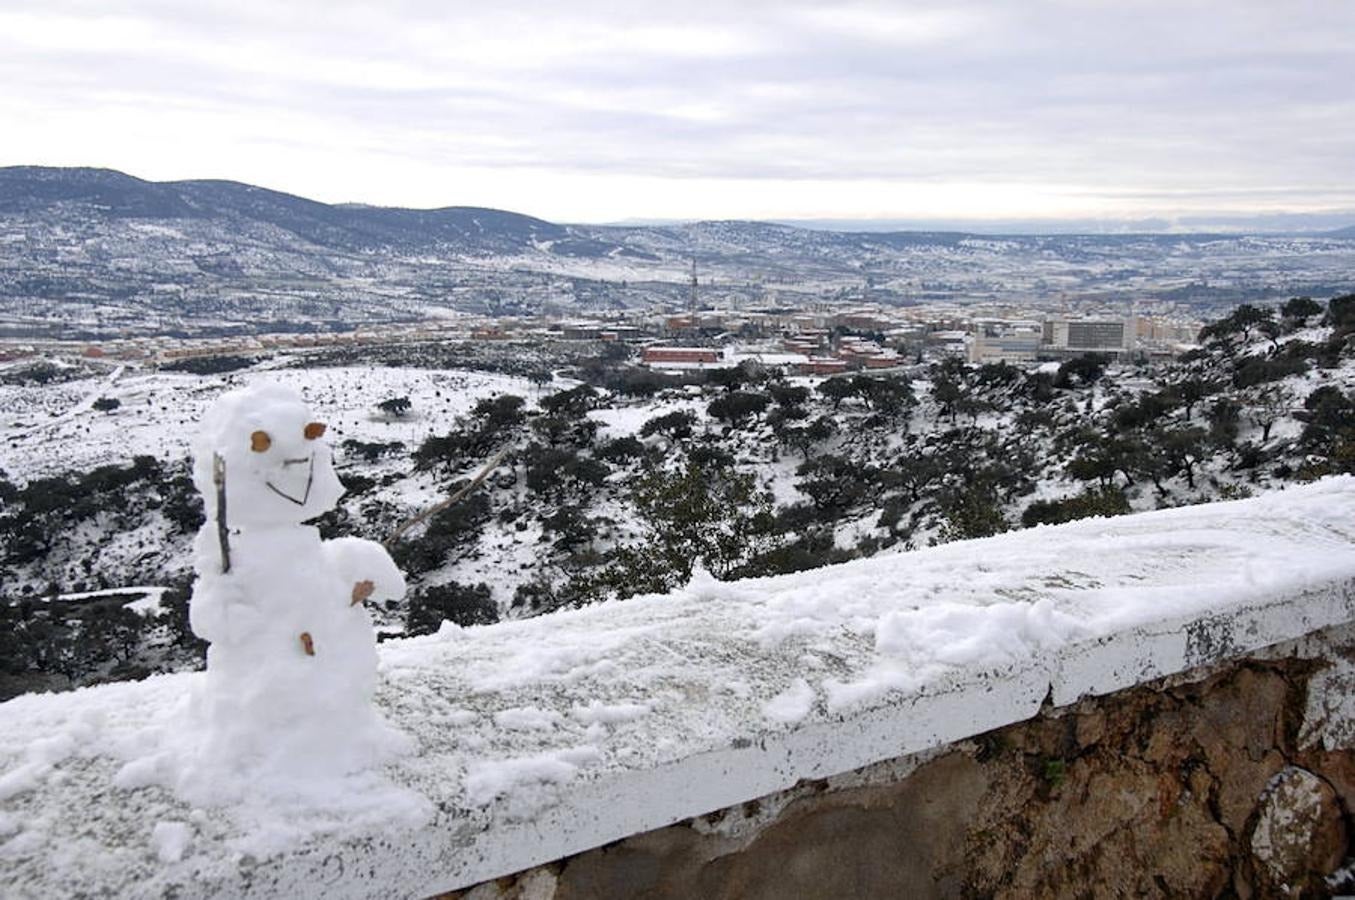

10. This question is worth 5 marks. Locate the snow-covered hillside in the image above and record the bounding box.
[2,296,1354,699]
[3,168,1355,332]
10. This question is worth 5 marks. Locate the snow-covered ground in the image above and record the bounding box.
[6,319,1352,617]
[1,361,538,480]
[2,477,1354,898]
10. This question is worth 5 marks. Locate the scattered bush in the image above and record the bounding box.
[1021,487,1131,527]
[405,582,498,636]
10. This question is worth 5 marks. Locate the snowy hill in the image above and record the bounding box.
[3,295,1355,702]
[0,167,571,253]
[3,167,1355,333]
[1,478,1354,897]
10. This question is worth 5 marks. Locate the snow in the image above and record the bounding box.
[587,397,705,439]
[835,598,1089,710]
[0,364,537,481]
[2,477,1355,897]
[569,700,651,726]
[0,763,49,803]
[762,678,816,724]
[493,707,564,732]
[150,821,192,863]
[52,585,168,604]
[464,746,604,809]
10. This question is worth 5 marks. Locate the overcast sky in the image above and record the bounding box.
[2,1,1353,225]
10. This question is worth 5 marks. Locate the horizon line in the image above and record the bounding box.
[4,163,1354,238]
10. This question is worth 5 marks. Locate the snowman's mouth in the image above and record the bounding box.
[265,455,315,506]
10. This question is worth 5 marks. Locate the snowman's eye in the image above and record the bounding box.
[304,422,326,440]
[250,430,271,452]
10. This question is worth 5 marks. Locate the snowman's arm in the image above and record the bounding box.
[322,537,407,602]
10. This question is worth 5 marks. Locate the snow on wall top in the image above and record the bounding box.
[4,477,1355,899]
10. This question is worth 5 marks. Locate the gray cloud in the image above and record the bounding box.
[0,0,1352,222]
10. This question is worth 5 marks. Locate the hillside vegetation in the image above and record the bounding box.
[2,293,1353,698]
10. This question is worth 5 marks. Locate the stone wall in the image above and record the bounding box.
[449,628,1355,899]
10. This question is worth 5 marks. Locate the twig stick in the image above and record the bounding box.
[383,446,511,549]
[213,452,231,573]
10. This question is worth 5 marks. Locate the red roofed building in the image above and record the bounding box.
[798,357,850,375]
[642,347,721,365]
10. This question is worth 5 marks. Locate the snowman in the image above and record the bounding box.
[185,382,408,780]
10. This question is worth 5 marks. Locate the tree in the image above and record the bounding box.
[1232,356,1308,389]
[528,370,553,393]
[377,396,412,417]
[1147,425,1210,491]
[935,480,1007,543]
[1065,432,1144,489]
[523,445,608,498]
[1325,293,1355,333]
[472,394,526,435]
[1297,386,1355,450]
[1281,296,1322,327]
[541,384,598,418]
[77,599,144,665]
[1200,303,1275,347]
[540,504,601,555]
[769,383,810,411]
[1022,487,1130,527]
[1171,377,1221,422]
[1257,319,1283,352]
[1229,304,1274,342]
[930,358,968,424]
[640,410,696,440]
[707,391,770,426]
[1246,385,1291,444]
[595,436,645,462]
[956,394,993,424]
[1205,397,1242,447]
[976,362,1022,389]
[817,378,855,410]
[882,447,943,504]
[1022,371,1057,404]
[852,375,916,417]
[797,455,876,520]
[405,582,498,636]
[389,492,491,574]
[1055,354,1109,388]
[606,461,780,592]
[780,415,837,459]
[531,413,598,449]
[1112,390,1179,432]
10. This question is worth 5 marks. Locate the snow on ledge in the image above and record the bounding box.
[4,477,1355,898]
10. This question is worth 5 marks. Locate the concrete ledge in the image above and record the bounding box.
[2,477,1355,898]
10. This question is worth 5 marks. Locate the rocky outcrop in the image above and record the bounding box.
[450,650,1355,900]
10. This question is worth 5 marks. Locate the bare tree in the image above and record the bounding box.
[1246,384,1292,444]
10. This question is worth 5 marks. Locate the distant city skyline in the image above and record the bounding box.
[2,1,1353,226]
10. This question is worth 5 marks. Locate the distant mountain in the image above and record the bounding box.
[0,167,197,218]
[1326,224,1355,239]
[0,166,574,255]
[1,166,1353,335]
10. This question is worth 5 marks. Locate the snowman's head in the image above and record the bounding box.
[193,382,344,529]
